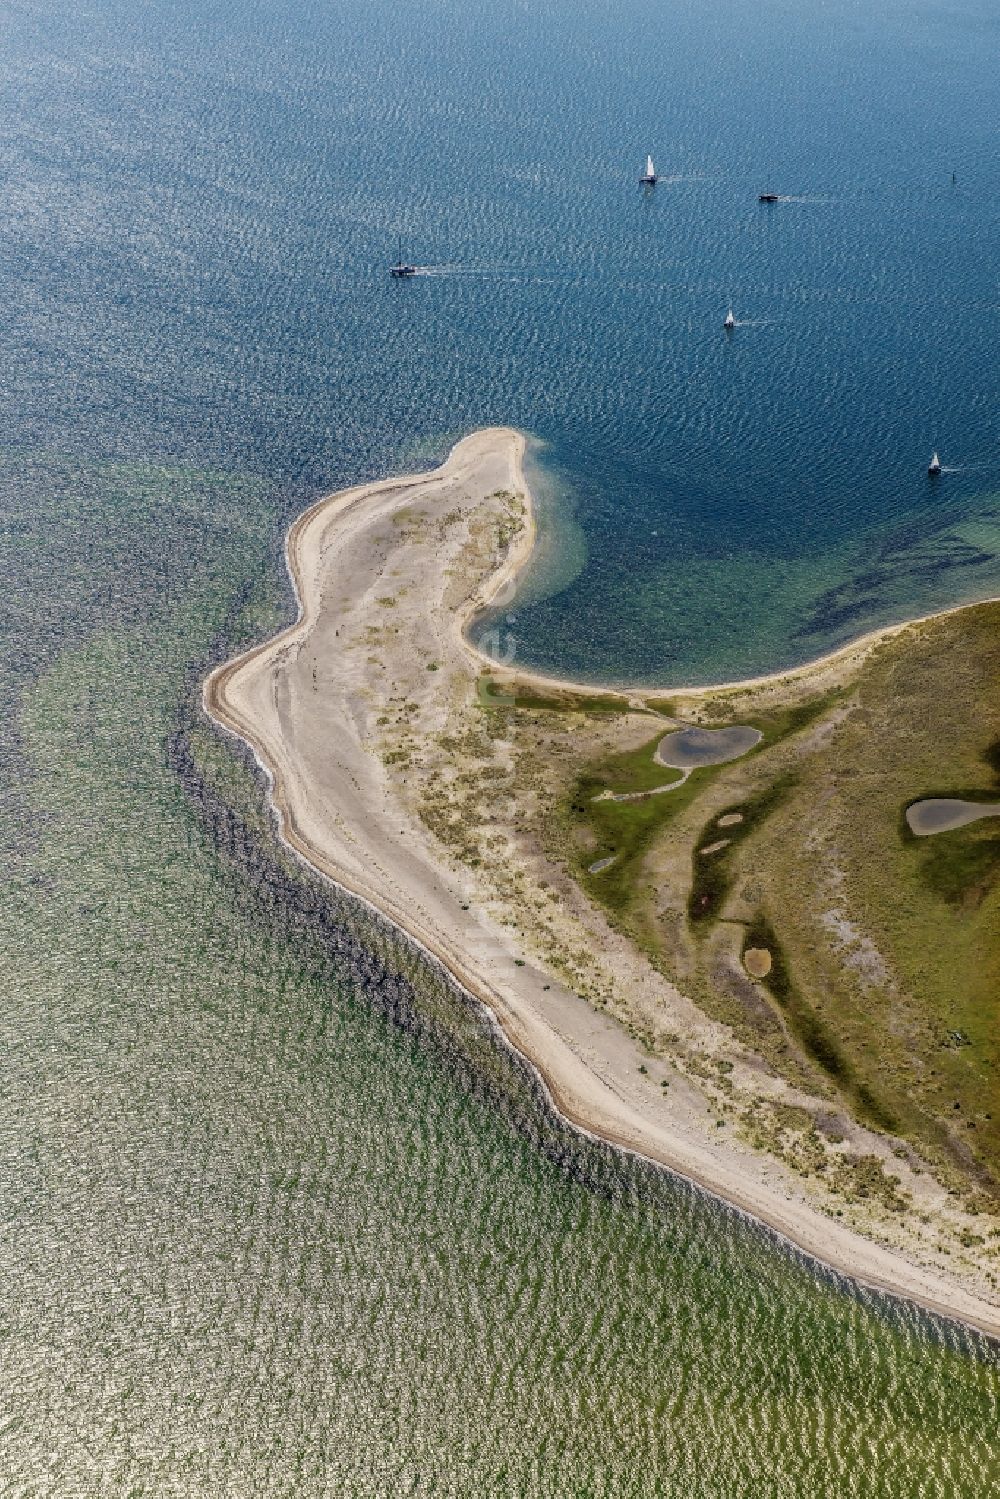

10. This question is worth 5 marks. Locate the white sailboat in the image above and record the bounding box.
[389,235,417,279]
[724,309,736,330]
[640,154,657,186]
[927,451,942,476]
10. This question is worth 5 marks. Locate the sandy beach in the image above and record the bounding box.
[205,427,1000,1339]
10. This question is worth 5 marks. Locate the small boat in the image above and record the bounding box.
[389,236,417,279]
[724,309,736,330]
[928,451,942,476]
[758,191,780,203]
[640,154,657,186]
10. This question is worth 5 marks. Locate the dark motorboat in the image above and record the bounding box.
[389,236,417,278]
[758,191,780,203]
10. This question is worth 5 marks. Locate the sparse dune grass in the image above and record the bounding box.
[556,687,839,948]
[688,775,799,926]
[559,733,696,916]
[701,688,842,744]
[476,674,632,715]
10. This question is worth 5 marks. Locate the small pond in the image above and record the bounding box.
[655,724,762,771]
[905,798,1000,836]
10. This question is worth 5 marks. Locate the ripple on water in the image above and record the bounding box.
[1,1,1000,1491]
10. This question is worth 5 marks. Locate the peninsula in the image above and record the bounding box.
[205,428,1000,1337]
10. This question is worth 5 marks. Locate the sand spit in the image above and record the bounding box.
[205,427,1000,1339]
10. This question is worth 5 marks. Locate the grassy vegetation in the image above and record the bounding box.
[559,684,839,940]
[477,674,631,715]
[916,821,1000,909]
[753,689,846,745]
[740,915,898,1134]
[688,774,798,926]
[739,1098,909,1213]
[749,603,1000,1198]
[560,733,696,913]
[700,687,843,741]
[537,635,1000,1206]
[642,696,678,717]
[903,735,1000,908]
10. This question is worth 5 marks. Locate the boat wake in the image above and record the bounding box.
[412,264,553,279]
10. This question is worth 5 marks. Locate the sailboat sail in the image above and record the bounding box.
[646,155,655,180]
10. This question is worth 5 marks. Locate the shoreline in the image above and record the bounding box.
[204,426,1000,1341]
[465,481,1000,704]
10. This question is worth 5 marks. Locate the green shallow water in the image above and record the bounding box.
[1,453,997,1496]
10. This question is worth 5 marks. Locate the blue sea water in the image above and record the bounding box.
[1,0,998,681]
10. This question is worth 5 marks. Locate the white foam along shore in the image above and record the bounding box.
[204,427,1000,1340]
